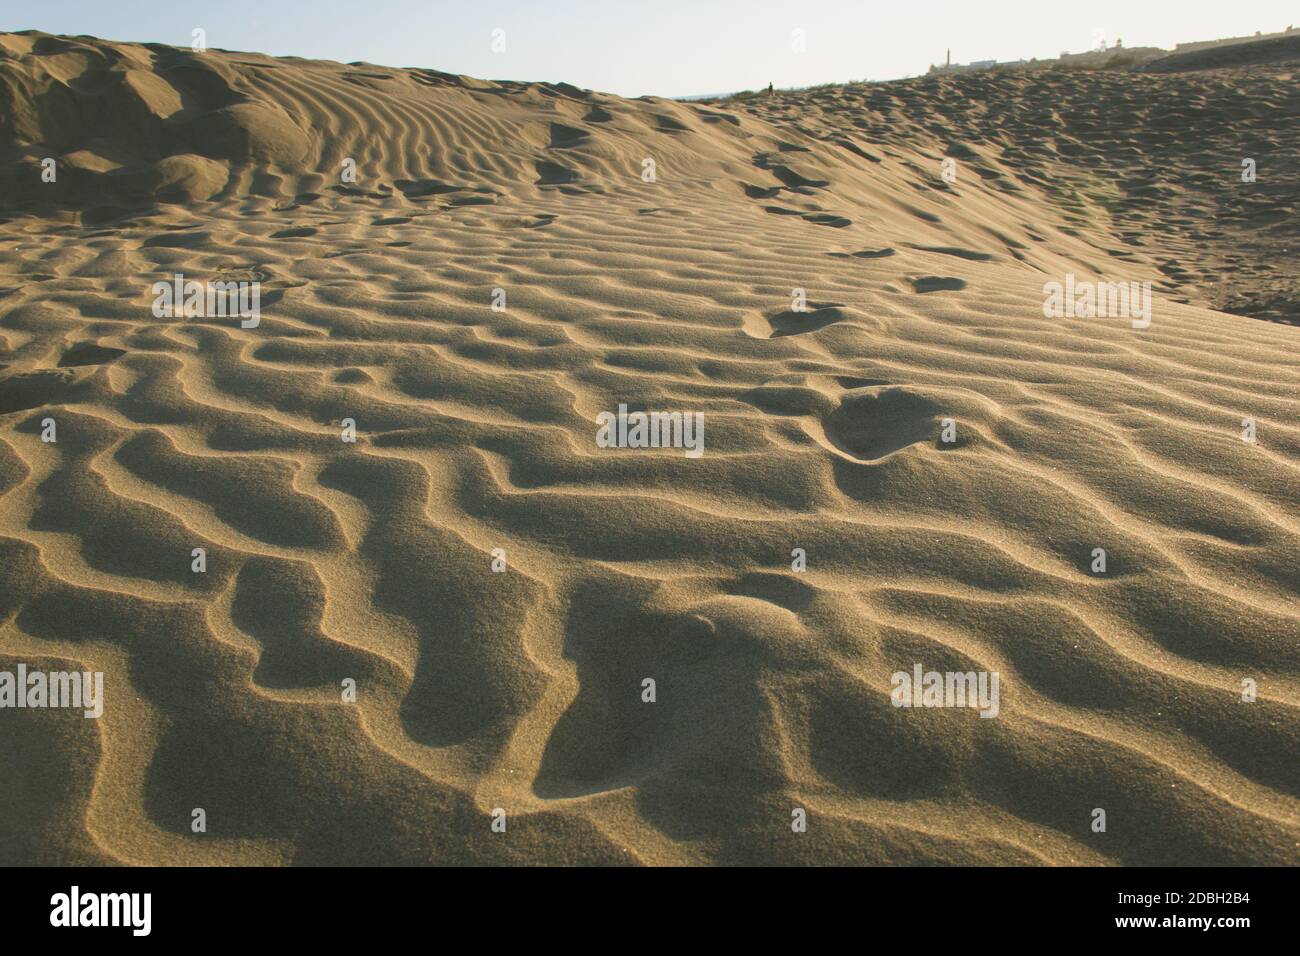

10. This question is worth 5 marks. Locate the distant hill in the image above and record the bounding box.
[930,26,1298,76]
[1140,31,1300,72]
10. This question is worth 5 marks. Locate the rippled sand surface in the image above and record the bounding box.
[1,32,1297,865]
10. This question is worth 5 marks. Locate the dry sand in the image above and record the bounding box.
[0,31,1297,865]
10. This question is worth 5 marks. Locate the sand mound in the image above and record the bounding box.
[1,32,1297,866]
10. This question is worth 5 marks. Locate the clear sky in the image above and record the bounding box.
[5,1,1295,98]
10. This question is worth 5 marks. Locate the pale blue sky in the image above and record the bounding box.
[5,1,1295,97]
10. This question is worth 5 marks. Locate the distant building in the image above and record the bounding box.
[928,56,1025,75]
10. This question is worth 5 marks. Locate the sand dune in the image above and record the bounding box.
[1,32,1297,865]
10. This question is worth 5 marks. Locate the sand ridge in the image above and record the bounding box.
[0,32,1297,866]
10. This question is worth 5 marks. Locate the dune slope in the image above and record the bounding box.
[1,32,1298,865]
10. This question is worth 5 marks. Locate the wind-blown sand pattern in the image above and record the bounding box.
[1,32,1297,866]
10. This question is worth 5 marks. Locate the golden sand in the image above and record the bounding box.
[0,32,1297,865]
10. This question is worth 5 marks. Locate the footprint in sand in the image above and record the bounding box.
[395,179,465,198]
[535,160,579,185]
[651,113,690,132]
[762,304,849,337]
[907,244,995,261]
[447,194,496,207]
[548,123,591,148]
[699,110,740,126]
[802,212,852,228]
[829,247,895,259]
[769,164,830,190]
[58,342,126,367]
[823,387,943,461]
[910,276,967,293]
[0,368,86,413]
